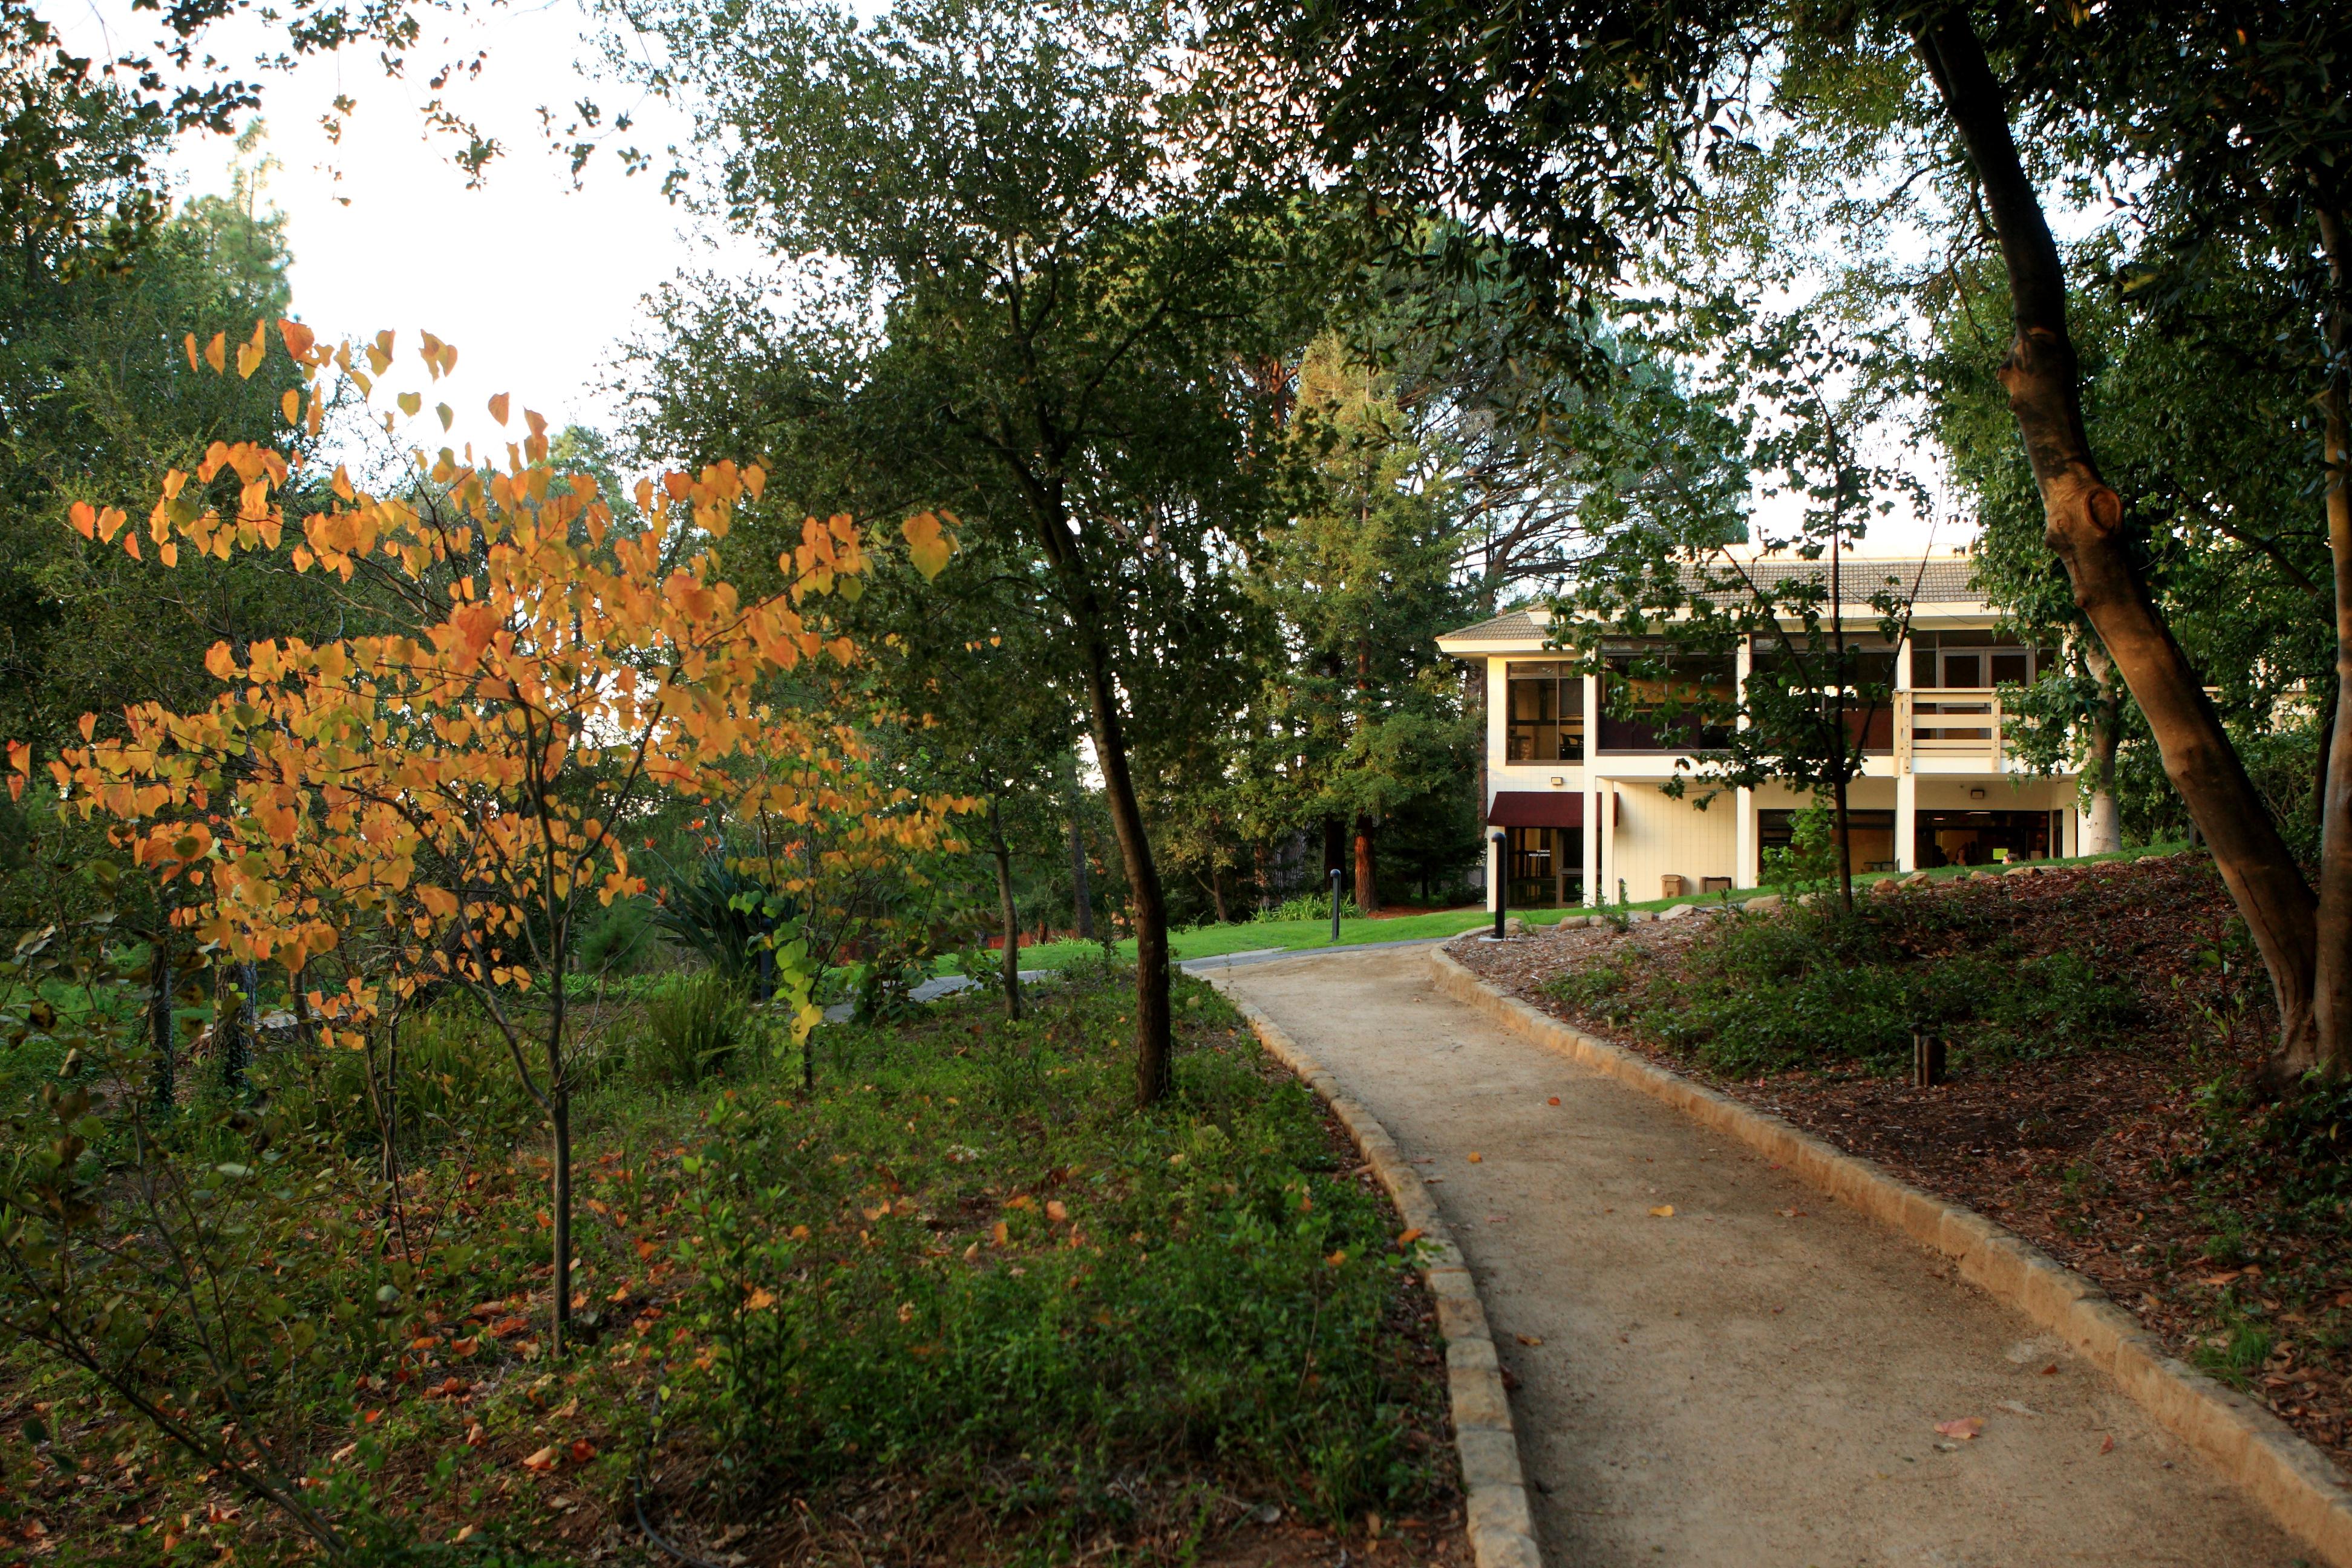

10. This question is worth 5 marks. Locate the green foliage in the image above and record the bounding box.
[1549,897,2138,1076]
[635,970,749,1086]
[1254,890,1361,924]
[1758,800,1837,895]
[667,973,1445,1532]
[574,895,658,978]
[648,851,793,987]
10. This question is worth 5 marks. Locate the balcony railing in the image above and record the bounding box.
[1896,688,2004,768]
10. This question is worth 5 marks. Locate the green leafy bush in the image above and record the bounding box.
[635,970,748,1085]
[1253,890,1359,924]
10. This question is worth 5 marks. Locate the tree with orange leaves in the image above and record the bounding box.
[15,318,966,1353]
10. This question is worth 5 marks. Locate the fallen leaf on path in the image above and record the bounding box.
[1468,1152,1483,1163]
[1649,1205,1675,1218]
[1777,1207,1806,1218]
[1516,1334,1544,1347]
[522,1448,558,1472]
[1933,1418,1982,1441]
[1396,1228,1423,1246]
[568,1440,596,1463]
[2099,1433,2115,1454]
[1995,1401,2039,1417]
[1547,1097,1561,1106]
[2039,1364,2058,1376]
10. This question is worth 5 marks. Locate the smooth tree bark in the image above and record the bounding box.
[2312,204,2352,1073]
[1912,10,2323,1067]
[2080,639,2123,855]
[987,795,1022,1021]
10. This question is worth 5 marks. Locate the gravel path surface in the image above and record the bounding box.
[1214,947,2295,1568]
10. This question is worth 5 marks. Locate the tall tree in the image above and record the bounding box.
[618,0,1301,1104]
[1255,335,1480,914]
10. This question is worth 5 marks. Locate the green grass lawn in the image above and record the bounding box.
[981,838,2197,973]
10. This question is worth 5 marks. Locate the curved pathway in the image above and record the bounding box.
[1210,946,2294,1568]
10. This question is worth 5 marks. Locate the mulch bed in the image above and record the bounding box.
[1448,854,2352,1476]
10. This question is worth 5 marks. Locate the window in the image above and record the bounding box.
[1759,808,1898,874]
[1910,633,2051,690]
[1505,661,1584,762]
[1598,653,1735,751]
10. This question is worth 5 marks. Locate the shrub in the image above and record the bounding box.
[577,895,659,977]
[636,970,748,1085]
[1253,890,1359,924]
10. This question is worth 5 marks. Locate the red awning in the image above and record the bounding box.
[1486,791,1584,829]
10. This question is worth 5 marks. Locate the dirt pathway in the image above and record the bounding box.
[1214,947,2295,1568]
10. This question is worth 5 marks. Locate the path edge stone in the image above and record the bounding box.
[1426,944,2352,1568]
[1217,986,1544,1568]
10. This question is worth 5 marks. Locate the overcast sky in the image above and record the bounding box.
[51,0,1963,557]
[57,0,755,455]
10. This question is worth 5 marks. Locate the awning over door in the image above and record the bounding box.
[1486,791,1584,829]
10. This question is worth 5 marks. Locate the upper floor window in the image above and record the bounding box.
[1598,653,1736,752]
[1505,661,1584,762]
[1910,631,2055,689]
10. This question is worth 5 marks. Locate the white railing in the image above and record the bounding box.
[1895,688,2003,768]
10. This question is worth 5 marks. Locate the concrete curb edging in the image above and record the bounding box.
[1215,988,1544,1568]
[1426,944,2352,1567]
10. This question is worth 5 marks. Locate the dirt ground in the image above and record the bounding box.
[1215,947,2302,1568]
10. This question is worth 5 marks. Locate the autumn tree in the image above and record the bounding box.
[25,321,963,1354]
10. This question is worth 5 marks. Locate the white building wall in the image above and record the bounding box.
[1601,783,1740,904]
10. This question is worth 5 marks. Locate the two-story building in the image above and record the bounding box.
[1436,554,2085,909]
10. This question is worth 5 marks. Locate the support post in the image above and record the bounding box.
[1492,831,1508,939]
[1330,867,1344,942]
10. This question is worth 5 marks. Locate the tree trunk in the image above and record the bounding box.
[1074,632,1172,1106]
[988,795,1022,1021]
[1353,813,1378,915]
[1209,862,1230,924]
[1068,811,1095,940]
[149,938,174,1114]
[550,1085,572,1356]
[1913,12,2319,1065]
[2080,639,2123,855]
[1831,772,1855,915]
[1253,839,1272,912]
[2311,204,2352,1078]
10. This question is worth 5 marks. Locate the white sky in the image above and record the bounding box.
[56,0,756,453]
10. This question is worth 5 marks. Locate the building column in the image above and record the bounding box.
[1894,631,1917,872]
[1600,787,1618,906]
[1583,783,1602,906]
[1735,786,1757,888]
[1896,773,1918,872]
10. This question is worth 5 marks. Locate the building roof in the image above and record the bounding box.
[1437,555,1986,647]
[1439,608,1549,642]
[1689,555,1981,603]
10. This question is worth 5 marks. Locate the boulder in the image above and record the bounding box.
[1657,904,1692,921]
[1743,893,1784,912]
